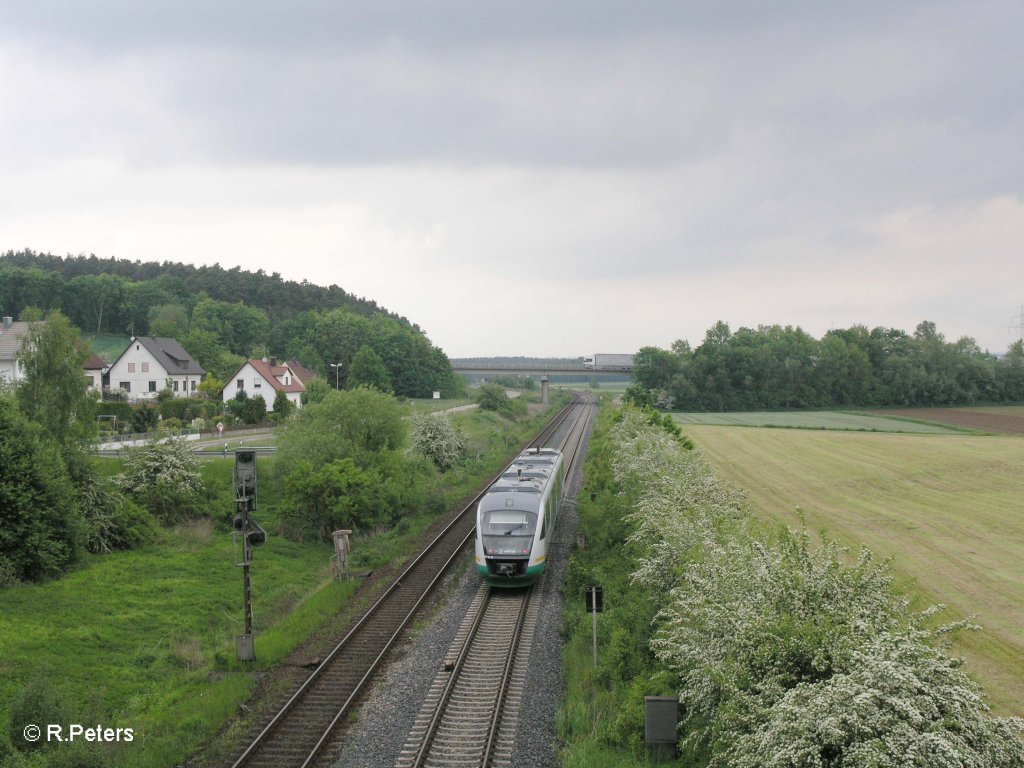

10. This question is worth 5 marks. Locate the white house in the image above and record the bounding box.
[223,358,305,411]
[0,316,31,383]
[106,336,205,401]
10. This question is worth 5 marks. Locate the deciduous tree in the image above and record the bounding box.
[347,344,392,392]
[16,311,95,448]
[0,397,84,582]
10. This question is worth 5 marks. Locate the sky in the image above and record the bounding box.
[1,1,1022,357]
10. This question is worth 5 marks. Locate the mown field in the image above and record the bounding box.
[683,424,1024,715]
[671,409,964,433]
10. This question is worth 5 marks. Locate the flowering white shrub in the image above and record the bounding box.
[408,413,468,471]
[610,408,747,593]
[729,624,1024,768]
[115,437,204,521]
[606,406,1024,766]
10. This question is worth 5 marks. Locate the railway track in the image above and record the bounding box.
[225,393,590,768]
[396,583,536,768]
[396,393,598,768]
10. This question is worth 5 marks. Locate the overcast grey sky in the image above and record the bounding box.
[1,1,1022,356]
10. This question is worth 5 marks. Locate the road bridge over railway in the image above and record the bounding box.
[450,360,631,376]
[451,360,631,404]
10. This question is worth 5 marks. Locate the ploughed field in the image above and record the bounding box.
[680,421,1024,716]
[873,406,1024,434]
[671,409,963,433]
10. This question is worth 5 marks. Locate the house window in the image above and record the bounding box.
[120,382,131,392]
[86,375,94,387]
[190,381,196,391]
[237,379,244,389]
[173,380,180,392]
[253,379,262,388]
[128,363,136,373]
[149,381,157,392]
[142,362,149,372]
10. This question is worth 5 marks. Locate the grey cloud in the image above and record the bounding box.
[3,0,1023,296]
[5,0,1023,195]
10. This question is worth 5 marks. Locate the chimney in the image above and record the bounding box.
[2,316,11,330]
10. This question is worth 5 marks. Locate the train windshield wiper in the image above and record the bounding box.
[503,523,527,536]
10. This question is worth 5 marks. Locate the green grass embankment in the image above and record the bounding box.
[0,392,567,768]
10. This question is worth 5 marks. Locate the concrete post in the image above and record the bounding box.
[540,375,549,405]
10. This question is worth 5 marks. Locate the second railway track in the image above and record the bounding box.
[225,392,595,768]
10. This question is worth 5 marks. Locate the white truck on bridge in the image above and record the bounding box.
[583,353,634,370]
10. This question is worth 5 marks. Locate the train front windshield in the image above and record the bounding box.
[481,510,537,556]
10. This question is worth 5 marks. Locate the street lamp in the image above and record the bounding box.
[330,362,343,390]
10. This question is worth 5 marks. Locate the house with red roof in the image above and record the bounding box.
[286,360,318,388]
[222,358,305,411]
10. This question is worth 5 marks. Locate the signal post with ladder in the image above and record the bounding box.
[233,450,267,661]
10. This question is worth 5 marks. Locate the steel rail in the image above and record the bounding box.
[406,588,526,766]
[480,594,531,767]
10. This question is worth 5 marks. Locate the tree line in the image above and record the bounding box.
[629,320,1024,411]
[0,251,462,398]
[0,249,404,328]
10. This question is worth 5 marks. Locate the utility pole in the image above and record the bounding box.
[1010,306,1024,344]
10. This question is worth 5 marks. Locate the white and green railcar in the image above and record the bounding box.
[475,447,565,588]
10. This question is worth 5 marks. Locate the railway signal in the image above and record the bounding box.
[233,450,266,661]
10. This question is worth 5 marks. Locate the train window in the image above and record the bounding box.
[481,510,537,556]
[482,511,534,533]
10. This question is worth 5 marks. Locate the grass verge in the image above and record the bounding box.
[558,401,684,767]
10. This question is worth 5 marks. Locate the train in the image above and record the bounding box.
[475,447,565,588]
[583,353,634,370]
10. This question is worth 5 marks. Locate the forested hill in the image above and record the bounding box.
[0,249,409,328]
[0,250,461,399]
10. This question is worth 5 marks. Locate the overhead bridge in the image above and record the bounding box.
[450,361,631,375]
